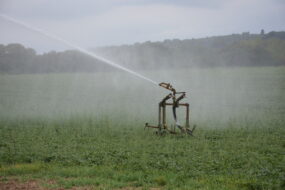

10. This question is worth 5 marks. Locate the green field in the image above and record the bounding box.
[0,67,284,189]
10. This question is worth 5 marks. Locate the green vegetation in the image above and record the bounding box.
[96,31,285,69]
[0,118,284,189]
[0,67,284,189]
[1,31,285,74]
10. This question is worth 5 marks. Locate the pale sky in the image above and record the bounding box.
[0,0,284,53]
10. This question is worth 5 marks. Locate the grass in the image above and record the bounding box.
[0,117,284,189]
[0,67,285,189]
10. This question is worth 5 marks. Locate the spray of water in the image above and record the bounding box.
[0,14,158,85]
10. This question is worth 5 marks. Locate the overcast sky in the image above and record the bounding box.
[0,0,284,53]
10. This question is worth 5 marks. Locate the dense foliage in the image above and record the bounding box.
[95,31,285,69]
[0,31,285,74]
[0,45,112,74]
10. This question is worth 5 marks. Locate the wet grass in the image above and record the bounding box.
[0,67,285,189]
[0,116,284,189]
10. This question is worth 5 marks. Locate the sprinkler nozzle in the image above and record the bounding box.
[159,82,176,94]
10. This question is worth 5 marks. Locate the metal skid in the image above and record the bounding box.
[145,82,195,135]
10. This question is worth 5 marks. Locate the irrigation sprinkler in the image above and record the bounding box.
[145,82,196,135]
[1,15,195,135]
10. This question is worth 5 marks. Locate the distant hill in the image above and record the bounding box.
[93,31,285,69]
[0,31,284,74]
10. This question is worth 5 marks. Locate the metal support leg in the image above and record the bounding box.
[158,104,162,130]
[162,105,166,129]
[186,103,190,128]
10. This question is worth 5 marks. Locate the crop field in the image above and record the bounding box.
[0,67,284,190]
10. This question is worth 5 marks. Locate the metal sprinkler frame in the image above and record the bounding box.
[145,82,196,135]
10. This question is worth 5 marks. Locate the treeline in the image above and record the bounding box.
[94,31,285,69]
[0,31,285,74]
[0,45,112,74]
